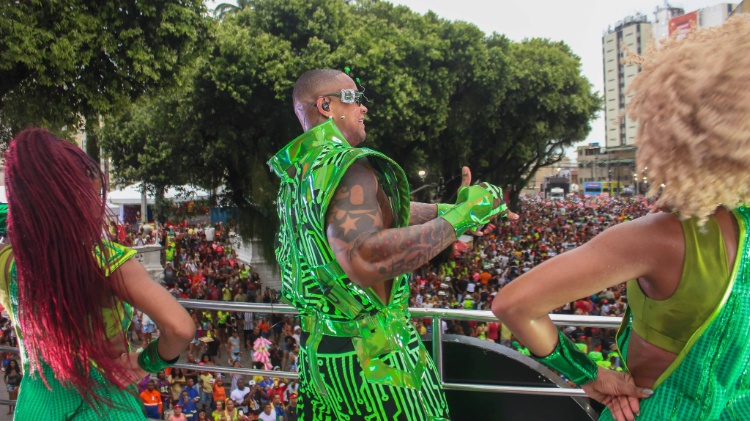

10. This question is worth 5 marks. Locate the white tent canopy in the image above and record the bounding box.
[0,184,213,206]
[107,184,213,205]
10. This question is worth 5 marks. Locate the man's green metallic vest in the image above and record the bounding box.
[268,120,430,393]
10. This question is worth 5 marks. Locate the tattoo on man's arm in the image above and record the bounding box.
[327,165,456,285]
[362,221,456,279]
[408,202,438,225]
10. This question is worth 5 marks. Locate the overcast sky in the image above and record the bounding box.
[207,0,731,153]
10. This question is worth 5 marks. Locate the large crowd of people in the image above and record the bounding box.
[408,194,650,373]
[0,193,650,420]
[119,221,299,420]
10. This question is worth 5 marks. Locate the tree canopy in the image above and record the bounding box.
[0,0,209,158]
[55,0,601,256]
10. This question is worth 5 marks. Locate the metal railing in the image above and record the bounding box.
[0,300,622,406]
[175,299,621,398]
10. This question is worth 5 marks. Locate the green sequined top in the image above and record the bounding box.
[602,207,750,420]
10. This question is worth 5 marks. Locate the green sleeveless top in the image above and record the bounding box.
[269,120,435,392]
[602,207,750,420]
[268,119,411,321]
[627,214,731,355]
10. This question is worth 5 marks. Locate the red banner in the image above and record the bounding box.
[669,11,698,38]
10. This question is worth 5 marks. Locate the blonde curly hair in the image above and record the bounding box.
[627,14,750,223]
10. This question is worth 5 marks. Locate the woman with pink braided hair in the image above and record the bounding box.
[0,128,195,419]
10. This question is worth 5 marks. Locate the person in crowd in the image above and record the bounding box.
[283,376,299,403]
[212,376,228,411]
[494,16,750,421]
[285,393,299,421]
[206,328,222,363]
[0,128,195,419]
[140,379,163,419]
[230,377,252,415]
[247,380,265,414]
[170,368,188,406]
[230,361,244,392]
[180,390,199,420]
[168,404,187,421]
[224,399,239,421]
[257,403,276,421]
[157,369,173,414]
[271,393,285,419]
[268,68,512,420]
[183,377,201,406]
[3,359,21,414]
[199,369,214,411]
[141,311,156,347]
[212,399,226,421]
[228,329,242,364]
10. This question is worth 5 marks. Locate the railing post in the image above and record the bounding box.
[432,315,443,382]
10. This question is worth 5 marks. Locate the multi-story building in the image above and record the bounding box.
[577,143,638,186]
[733,0,749,14]
[602,14,652,150]
[598,3,736,196]
[698,3,737,27]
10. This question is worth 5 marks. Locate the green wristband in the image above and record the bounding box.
[533,329,598,385]
[436,203,452,217]
[137,338,179,373]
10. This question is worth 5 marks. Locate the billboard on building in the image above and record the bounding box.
[669,11,698,38]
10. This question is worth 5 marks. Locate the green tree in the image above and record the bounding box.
[463,38,602,207]
[102,0,601,257]
[0,0,209,159]
[100,86,206,225]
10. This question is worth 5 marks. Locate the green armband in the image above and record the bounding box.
[436,203,452,217]
[533,329,598,385]
[439,185,506,237]
[137,338,179,373]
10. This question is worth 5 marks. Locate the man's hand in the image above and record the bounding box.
[449,167,518,236]
[581,368,653,421]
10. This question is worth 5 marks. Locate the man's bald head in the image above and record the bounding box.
[293,69,346,128]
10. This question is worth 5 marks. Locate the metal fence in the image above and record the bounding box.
[0,300,623,407]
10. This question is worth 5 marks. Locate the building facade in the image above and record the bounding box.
[653,3,686,40]
[602,14,652,150]
[597,3,736,196]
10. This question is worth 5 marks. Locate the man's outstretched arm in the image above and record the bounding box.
[327,162,456,288]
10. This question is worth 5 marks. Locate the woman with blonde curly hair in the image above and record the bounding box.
[493,15,750,421]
